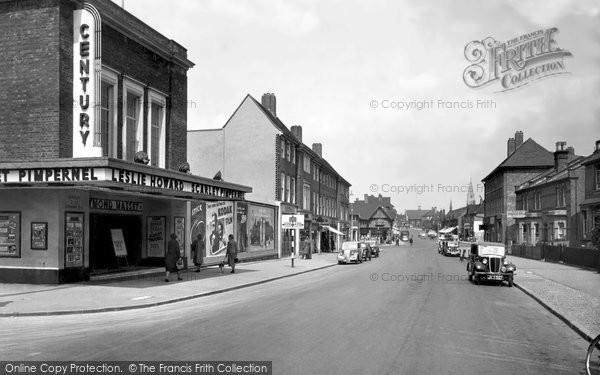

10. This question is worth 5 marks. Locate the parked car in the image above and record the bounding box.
[400,230,410,242]
[466,242,516,286]
[427,230,437,239]
[338,241,364,264]
[365,240,380,258]
[418,232,427,239]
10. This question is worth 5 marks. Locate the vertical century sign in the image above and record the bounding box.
[73,4,102,157]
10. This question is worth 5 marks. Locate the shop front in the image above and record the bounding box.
[0,158,252,284]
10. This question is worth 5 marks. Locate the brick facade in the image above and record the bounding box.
[0,0,63,160]
[0,0,191,168]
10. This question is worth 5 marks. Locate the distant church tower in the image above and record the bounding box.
[467,179,476,205]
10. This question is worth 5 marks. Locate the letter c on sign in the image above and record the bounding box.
[80,24,89,39]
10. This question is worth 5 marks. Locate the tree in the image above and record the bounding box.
[591,223,600,250]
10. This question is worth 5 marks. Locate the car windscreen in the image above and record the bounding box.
[479,245,505,257]
[341,242,359,250]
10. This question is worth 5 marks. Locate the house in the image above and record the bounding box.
[580,140,600,248]
[187,93,351,256]
[482,131,554,245]
[514,142,585,246]
[350,194,397,241]
[405,206,439,230]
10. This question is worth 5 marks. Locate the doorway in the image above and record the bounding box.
[90,214,142,271]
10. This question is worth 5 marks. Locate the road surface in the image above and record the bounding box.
[0,236,589,374]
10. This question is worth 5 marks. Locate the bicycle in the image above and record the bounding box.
[587,333,600,375]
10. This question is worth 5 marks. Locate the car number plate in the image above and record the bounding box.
[489,275,502,280]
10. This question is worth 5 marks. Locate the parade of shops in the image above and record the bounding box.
[0,0,353,284]
[187,93,351,258]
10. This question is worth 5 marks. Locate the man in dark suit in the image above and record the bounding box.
[226,234,238,273]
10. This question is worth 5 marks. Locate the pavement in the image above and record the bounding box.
[510,255,600,342]
[0,247,598,346]
[0,253,339,317]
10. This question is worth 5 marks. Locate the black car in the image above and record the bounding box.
[361,243,373,261]
[467,242,516,287]
[365,241,380,258]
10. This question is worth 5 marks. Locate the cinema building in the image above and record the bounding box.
[0,0,251,283]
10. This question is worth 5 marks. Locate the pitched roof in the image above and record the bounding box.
[466,203,484,215]
[245,95,352,187]
[516,156,585,192]
[482,138,554,182]
[352,195,396,221]
[406,209,433,221]
[446,206,467,218]
[246,95,297,141]
[582,150,600,166]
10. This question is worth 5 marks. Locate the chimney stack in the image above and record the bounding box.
[312,143,322,157]
[515,131,524,149]
[364,194,368,204]
[261,93,276,116]
[554,141,569,171]
[595,140,600,153]
[418,205,421,210]
[507,137,516,156]
[291,125,303,143]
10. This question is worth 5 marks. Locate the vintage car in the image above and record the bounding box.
[418,232,427,239]
[443,241,460,256]
[361,242,373,261]
[338,241,364,264]
[365,240,380,258]
[466,242,516,287]
[427,230,437,239]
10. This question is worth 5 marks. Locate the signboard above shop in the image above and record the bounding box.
[0,159,252,200]
[281,214,304,229]
[506,210,526,219]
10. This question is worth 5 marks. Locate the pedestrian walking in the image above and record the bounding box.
[301,236,312,259]
[165,233,183,282]
[190,233,204,272]
[409,236,413,246]
[226,234,238,273]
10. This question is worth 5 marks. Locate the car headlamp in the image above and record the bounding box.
[482,258,488,265]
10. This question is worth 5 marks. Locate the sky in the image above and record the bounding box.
[115,0,600,213]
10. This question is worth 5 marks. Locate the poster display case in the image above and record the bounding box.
[31,222,48,250]
[65,212,84,268]
[0,212,20,258]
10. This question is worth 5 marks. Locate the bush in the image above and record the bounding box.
[591,223,600,250]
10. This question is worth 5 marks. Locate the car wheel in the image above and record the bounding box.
[508,275,514,287]
[468,269,473,281]
[474,275,480,285]
[338,261,343,265]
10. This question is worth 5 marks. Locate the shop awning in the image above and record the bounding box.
[439,227,457,234]
[323,225,345,236]
[581,197,600,207]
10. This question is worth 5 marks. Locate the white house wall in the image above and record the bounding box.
[187,129,224,178]
[222,97,278,204]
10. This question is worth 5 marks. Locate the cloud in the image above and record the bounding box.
[398,73,439,92]
[504,0,600,25]
[205,0,319,35]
